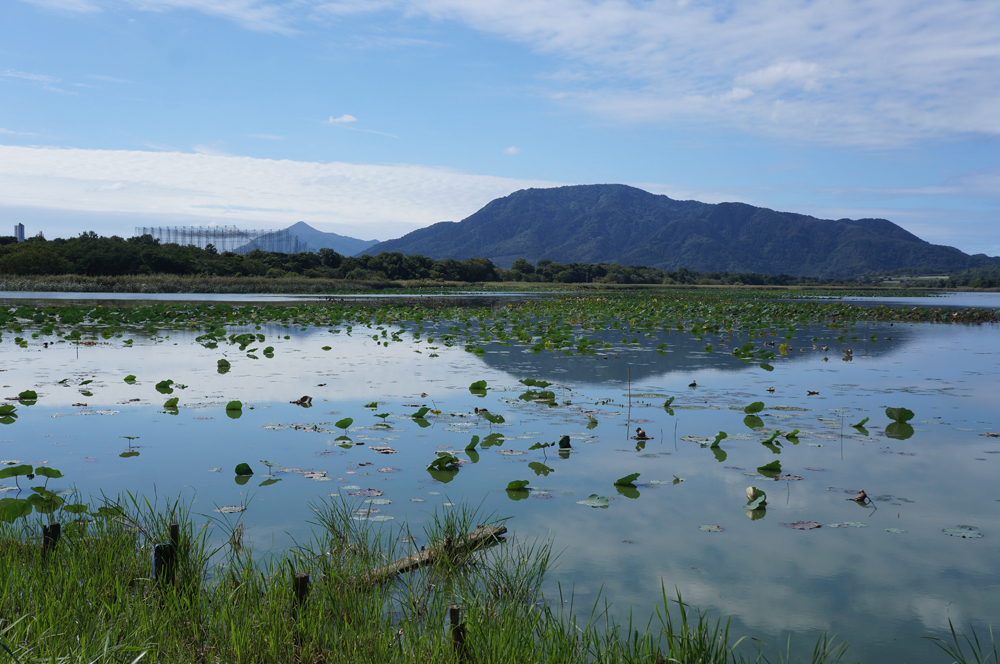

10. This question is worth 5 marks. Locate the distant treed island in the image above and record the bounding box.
[2,184,998,289]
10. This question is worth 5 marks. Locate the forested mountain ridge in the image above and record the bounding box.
[360,184,998,277]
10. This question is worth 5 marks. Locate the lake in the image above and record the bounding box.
[2,290,998,663]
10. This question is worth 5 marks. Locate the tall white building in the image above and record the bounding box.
[14,223,24,242]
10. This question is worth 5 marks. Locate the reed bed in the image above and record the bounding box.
[0,494,876,664]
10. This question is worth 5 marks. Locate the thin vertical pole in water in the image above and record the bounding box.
[627,367,631,407]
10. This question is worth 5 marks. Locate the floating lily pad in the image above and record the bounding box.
[781,521,821,530]
[215,505,246,514]
[828,521,868,528]
[942,525,983,538]
[576,494,609,508]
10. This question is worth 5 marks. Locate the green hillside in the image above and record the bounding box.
[361,184,998,277]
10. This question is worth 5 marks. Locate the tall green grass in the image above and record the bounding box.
[0,494,859,663]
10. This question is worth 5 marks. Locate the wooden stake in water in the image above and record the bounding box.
[294,573,311,606]
[42,521,61,558]
[450,605,467,662]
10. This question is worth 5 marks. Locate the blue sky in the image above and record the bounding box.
[1,0,998,256]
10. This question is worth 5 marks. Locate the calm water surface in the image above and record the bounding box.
[2,295,998,663]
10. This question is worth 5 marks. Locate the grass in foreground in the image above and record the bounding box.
[0,495,983,664]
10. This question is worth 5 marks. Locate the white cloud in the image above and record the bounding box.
[17,0,1000,144]
[0,144,562,235]
[502,146,520,155]
[326,114,357,124]
[0,128,36,136]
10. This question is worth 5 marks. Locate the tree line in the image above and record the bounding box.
[0,231,920,286]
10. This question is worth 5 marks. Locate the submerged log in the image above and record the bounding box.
[360,525,507,585]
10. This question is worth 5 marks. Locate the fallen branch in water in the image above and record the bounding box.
[359,525,507,585]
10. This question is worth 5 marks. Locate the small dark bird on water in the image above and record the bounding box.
[558,435,571,449]
[688,380,697,388]
[635,427,650,440]
[849,489,868,503]
[766,387,775,393]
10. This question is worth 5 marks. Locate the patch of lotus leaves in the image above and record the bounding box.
[942,525,982,538]
[576,494,609,508]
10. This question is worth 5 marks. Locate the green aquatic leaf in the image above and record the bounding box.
[335,417,354,430]
[155,380,174,394]
[576,494,609,509]
[519,378,552,388]
[226,400,243,411]
[466,435,480,450]
[411,406,430,419]
[124,375,137,384]
[744,401,764,414]
[711,446,728,463]
[710,431,727,448]
[469,380,488,397]
[217,359,231,374]
[0,498,32,522]
[614,473,640,487]
[744,415,764,430]
[427,452,460,471]
[760,363,774,372]
[33,467,63,479]
[785,429,800,444]
[745,486,767,509]
[885,422,915,440]
[615,484,640,499]
[119,450,140,458]
[506,480,529,491]
[757,461,781,477]
[363,401,378,409]
[259,478,281,486]
[885,407,914,423]
[482,412,505,424]
[529,461,553,477]
[481,433,504,448]
[163,397,179,409]
[235,463,254,476]
[528,441,552,450]
[0,464,32,481]
[663,396,675,408]
[18,390,38,402]
[852,416,870,428]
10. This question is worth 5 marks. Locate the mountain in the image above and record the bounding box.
[282,222,379,255]
[359,184,998,277]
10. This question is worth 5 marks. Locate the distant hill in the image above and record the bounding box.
[236,222,378,255]
[360,184,998,277]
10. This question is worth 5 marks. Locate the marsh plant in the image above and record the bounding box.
[0,493,869,664]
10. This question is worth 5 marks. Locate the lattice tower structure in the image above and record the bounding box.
[133,226,314,254]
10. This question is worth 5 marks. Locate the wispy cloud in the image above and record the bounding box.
[326,114,357,124]
[503,146,520,155]
[0,144,562,235]
[15,0,1000,145]
[0,128,37,136]
[2,68,71,93]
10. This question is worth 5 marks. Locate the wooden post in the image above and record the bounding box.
[450,605,466,662]
[169,523,180,549]
[293,573,310,606]
[42,522,61,558]
[154,541,176,586]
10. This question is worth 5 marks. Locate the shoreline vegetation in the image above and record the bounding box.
[1,231,999,290]
[0,496,994,663]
